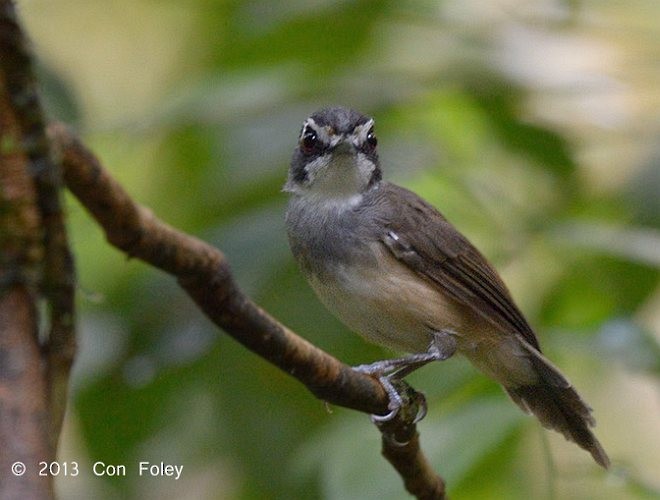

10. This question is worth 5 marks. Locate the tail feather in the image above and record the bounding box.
[506,345,610,469]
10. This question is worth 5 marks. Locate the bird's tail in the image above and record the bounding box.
[505,344,610,469]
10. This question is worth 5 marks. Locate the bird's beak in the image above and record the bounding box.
[332,137,356,155]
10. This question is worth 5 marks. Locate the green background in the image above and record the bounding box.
[19,0,660,498]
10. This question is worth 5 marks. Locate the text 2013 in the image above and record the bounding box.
[39,461,79,477]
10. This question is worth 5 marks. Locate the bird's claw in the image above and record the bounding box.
[370,374,404,422]
[370,407,399,423]
[354,369,428,424]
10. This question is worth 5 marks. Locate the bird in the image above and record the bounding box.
[283,106,609,468]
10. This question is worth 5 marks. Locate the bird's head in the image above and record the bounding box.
[284,107,381,207]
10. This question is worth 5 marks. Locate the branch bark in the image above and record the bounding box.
[1,2,75,498]
[48,123,448,499]
[1,4,54,497]
[0,1,75,454]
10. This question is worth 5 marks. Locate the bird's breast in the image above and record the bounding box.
[305,242,478,353]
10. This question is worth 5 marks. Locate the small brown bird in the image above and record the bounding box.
[284,107,609,468]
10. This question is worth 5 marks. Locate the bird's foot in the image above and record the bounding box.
[370,375,405,423]
[372,375,428,425]
[352,366,427,424]
[353,336,456,423]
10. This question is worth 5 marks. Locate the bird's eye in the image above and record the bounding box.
[366,129,377,150]
[301,128,319,153]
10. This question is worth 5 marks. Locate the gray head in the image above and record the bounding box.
[284,107,381,204]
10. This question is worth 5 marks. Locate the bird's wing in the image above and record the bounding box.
[376,183,540,351]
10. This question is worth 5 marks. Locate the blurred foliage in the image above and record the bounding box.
[17,0,660,498]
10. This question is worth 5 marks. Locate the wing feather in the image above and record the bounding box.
[377,183,540,351]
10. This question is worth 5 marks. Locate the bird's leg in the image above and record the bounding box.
[353,330,457,422]
[352,351,440,377]
[354,329,457,377]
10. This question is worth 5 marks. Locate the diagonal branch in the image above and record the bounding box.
[48,122,447,499]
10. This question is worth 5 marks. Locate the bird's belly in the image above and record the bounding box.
[305,248,538,387]
[307,256,471,353]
